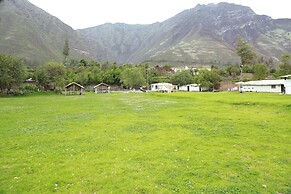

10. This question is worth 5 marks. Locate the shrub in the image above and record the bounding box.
[7,84,43,96]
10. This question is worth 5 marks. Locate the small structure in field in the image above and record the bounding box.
[239,80,284,93]
[150,83,176,93]
[64,82,84,95]
[94,83,110,94]
[238,75,291,94]
[178,84,200,92]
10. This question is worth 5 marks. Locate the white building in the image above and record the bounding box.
[281,75,291,94]
[178,84,200,92]
[239,75,291,94]
[150,83,176,93]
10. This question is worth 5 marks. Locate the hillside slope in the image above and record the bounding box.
[79,3,291,65]
[0,1,290,66]
[0,0,95,65]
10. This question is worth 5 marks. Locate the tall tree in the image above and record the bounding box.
[194,69,222,91]
[266,57,274,69]
[278,53,291,76]
[236,37,256,67]
[62,38,69,66]
[35,62,66,90]
[121,67,146,89]
[171,70,194,86]
[226,64,240,78]
[253,64,268,80]
[0,54,24,92]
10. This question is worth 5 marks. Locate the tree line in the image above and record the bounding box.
[0,38,291,95]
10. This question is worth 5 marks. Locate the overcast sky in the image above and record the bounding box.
[27,0,291,29]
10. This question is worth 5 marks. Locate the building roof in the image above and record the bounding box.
[65,82,84,89]
[280,75,291,78]
[241,80,285,86]
[94,83,109,88]
[151,82,173,86]
[188,84,199,87]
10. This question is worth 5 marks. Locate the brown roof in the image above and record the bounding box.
[94,83,109,88]
[65,82,84,89]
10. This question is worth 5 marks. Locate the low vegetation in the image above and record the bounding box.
[0,92,290,193]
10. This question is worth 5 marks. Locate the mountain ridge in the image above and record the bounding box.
[0,0,95,65]
[78,2,291,65]
[1,0,291,66]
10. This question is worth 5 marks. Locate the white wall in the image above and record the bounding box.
[241,85,281,93]
[285,80,291,94]
[150,83,174,92]
[285,87,291,94]
[150,84,159,92]
[179,85,200,92]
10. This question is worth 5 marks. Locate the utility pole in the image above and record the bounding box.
[146,67,149,91]
[240,64,243,93]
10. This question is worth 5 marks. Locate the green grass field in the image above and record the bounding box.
[0,92,290,193]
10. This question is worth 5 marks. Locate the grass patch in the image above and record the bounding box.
[0,92,290,193]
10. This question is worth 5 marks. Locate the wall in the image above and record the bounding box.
[284,80,291,94]
[179,85,200,92]
[241,85,281,93]
[150,83,174,92]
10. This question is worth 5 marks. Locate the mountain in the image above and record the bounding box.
[79,3,291,65]
[0,0,96,65]
[0,0,290,66]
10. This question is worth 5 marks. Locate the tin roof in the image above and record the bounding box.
[241,80,285,86]
[280,75,291,78]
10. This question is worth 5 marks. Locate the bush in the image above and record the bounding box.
[7,84,43,96]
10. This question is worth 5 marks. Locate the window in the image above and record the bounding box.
[271,85,276,89]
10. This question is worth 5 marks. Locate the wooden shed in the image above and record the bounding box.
[64,82,84,95]
[94,83,110,94]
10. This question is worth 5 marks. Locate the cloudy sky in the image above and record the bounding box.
[27,0,290,29]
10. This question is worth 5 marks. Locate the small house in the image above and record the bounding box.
[150,83,176,93]
[94,83,110,94]
[64,82,84,95]
[178,84,200,92]
[239,80,285,93]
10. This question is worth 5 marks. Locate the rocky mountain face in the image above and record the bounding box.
[0,0,290,66]
[0,0,95,65]
[79,3,291,65]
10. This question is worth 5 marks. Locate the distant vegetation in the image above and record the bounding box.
[1,38,290,96]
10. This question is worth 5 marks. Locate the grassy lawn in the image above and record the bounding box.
[0,92,290,193]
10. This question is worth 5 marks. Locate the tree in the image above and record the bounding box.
[266,57,274,69]
[79,59,87,66]
[35,62,66,90]
[194,69,222,91]
[103,68,121,85]
[121,67,146,89]
[236,37,256,67]
[226,64,240,78]
[278,53,291,76]
[253,64,268,80]
[171,70,194,86]
[88,60,100,67]
[63,39,69,66]
[0,54,24,92]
